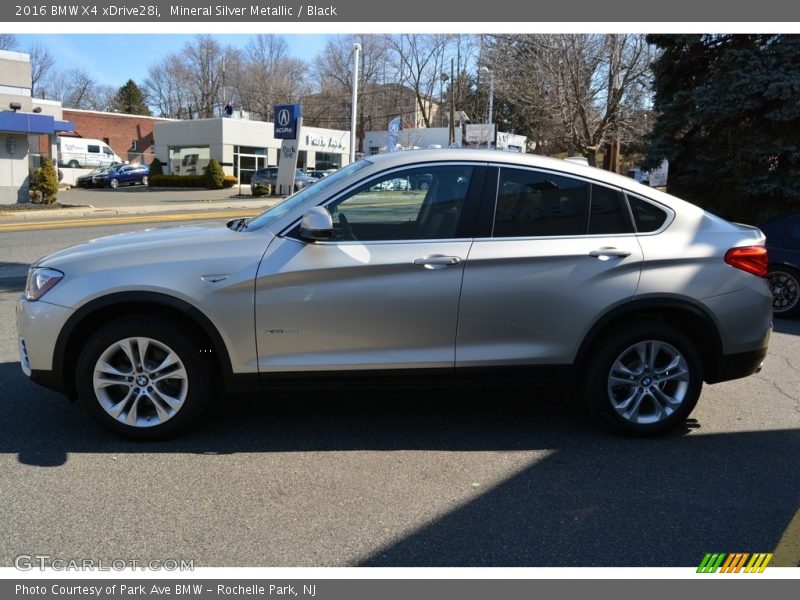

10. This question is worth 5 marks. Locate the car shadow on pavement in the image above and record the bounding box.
[1,360,798,567]
[773,317,800,336]
[0,261,29,293]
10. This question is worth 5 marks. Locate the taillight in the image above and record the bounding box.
[724,246,768,278]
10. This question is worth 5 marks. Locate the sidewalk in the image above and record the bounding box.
[0,188,284,224]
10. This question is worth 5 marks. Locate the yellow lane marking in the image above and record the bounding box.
[0,210,263,232]
[773,505,800,567]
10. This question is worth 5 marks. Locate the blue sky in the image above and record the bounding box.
[14,34,330,88]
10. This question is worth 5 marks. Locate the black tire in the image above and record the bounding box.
[75,317,211,440]
[67,160,80,168]
[767,265,800,318]
[110,178,119,189]
[582,320,703,436]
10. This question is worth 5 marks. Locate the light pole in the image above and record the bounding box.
[350,43,361,164]
[482,67,495,149]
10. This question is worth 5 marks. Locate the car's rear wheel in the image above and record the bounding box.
[583,321,703,435]
[767,266,800,318]
[109,178,120,189]
[76,317,211,439]
[67,160,79,168]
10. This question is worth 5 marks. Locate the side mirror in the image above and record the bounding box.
[300,206,334,241]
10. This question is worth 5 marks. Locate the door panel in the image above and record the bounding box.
[457,236,643,366]
[255,237,471,371]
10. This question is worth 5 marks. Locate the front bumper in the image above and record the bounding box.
[16,296,74,391]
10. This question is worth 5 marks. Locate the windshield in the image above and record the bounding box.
[245,160,371,231]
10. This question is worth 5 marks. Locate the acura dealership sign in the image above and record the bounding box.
[274,104,301,140]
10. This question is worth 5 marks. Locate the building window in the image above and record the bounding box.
[103,137,110,145]
[131,140,138,152]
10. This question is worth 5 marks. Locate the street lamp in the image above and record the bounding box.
[481,67,494,150]
[350,43,361,164]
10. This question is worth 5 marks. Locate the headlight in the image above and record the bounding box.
[25,267,64,301]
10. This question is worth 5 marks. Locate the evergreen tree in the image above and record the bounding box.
[113,79,151,116]
[644,34,800,222]
[203,159,225,190]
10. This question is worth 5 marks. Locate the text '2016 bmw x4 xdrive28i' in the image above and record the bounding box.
[17,150,772,439]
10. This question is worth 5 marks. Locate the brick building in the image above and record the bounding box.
[59,109,173,164]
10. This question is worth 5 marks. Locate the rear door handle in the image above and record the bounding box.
[413,255,462,269]
[589,247,631,260]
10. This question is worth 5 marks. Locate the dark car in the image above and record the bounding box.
[762,213,800,317]
[75,165,119,188]
[251,167,316,194]
[93,163,150,189]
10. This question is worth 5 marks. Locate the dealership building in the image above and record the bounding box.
[0,50,73,204]
[153,118,351,183]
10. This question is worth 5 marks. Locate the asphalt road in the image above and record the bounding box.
[1,220,799,568]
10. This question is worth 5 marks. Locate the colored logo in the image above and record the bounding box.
[697,552,773,573]
[274,104,301,140]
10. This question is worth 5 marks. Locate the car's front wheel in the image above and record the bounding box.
[75,317,211,439]
[583,321,703,435]
[109,178,120,189]
[767,265,800,318]
[142,175,149,186]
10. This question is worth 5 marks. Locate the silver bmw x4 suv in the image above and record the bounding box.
[17,150,772,438]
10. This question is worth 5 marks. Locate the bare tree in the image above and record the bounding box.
[0,34,16,51]
[27,43,56,97]
[489,34,654,166]
[231,34,308,121]
[39,68,117,111]
[144,35,233,119]
[307,35,391,149]
[145,60,192,118]
[389,34,453,128]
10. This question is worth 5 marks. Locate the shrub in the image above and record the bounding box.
[203,159,225,189]
[252,183,271,197]
[148,174,238,188]
[31,158,59,204]
[149,157,164,177]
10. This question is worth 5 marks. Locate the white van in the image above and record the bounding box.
[58,138,122,169]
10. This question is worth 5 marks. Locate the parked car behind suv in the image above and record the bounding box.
[17,150,772,439]
[761,212,800,317]
[75,165,119,188]
[93,163,150,188]
[251,167,316,194]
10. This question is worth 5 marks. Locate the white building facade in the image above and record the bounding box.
[153,118,350,183]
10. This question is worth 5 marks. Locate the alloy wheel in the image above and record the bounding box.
[606,340,691,425]
[92,337,188,428]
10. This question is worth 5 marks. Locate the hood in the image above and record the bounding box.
[36,223,270,273]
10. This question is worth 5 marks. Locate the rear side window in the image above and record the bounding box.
[493,168,589,237]
[87,145,100,153]
[626,193,669,232]
[588,184,634,235]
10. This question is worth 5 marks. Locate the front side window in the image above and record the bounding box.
[325,165,474,242]
[493,168,589,238]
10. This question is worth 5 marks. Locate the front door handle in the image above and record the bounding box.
[589,247,631,260]
[413,255,462,269]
